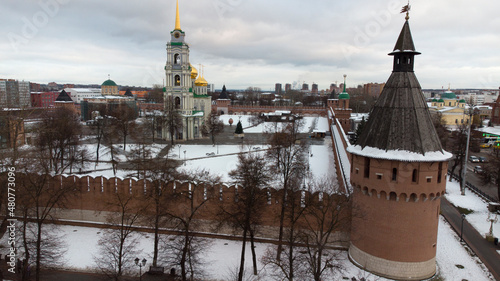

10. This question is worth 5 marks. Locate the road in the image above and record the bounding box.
[440,198,500,281]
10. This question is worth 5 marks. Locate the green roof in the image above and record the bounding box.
[441,91,457,99]
[438,99,444,102]
[459,99,466,103]
[338,92,350,99]
[102,79,117,86]
[431,98,437,102]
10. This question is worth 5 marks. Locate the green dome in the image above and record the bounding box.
[338,92,350,100]
[441,91,456,99]
[438,99,444,102]
[102,79,117,86]
[459,99,466,103]
[431,98,437,102]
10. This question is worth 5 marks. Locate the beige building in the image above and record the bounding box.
[429,95,470,127]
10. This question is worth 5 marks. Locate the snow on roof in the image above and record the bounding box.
[347,145,452,162]
[476,126,500,136]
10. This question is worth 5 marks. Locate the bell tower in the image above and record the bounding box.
[165,0,192,114]
[347,9,452,280]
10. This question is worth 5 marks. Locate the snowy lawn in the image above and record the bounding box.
[1,217,492,281]
[445,179,500,237]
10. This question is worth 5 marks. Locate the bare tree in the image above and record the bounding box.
[110,105,137,151]
[94,191,145,280]
[220,152,271,281]
[37,106,82,173]
[165,170,219,281]
[296,177,350,281]
[17,151,76,281]
[483,149,500,200]
[202,112,224,145]
[266,119,308,263]
[448,124,468,184]
[163,96,183,145]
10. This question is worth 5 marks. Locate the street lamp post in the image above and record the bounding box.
[178,145,181,159]
[135,257,147,281]
[460,214,465,242]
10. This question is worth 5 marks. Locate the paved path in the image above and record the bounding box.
[440,198,500,280]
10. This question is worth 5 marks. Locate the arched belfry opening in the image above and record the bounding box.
[174,53,181,64]
[175,75,181,86]
[174,97,181,109]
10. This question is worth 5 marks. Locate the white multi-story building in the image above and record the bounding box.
[64,88,102,104]
[458,92,499,105]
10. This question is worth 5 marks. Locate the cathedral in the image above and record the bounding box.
[161,0,211,141]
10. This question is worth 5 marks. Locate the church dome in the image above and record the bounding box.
[195,76,208,87]
[431,98,437,102]
[438,98,444,103]
[190,65,198,79]
[338,92,350,100]
[102,79,117,86]
[459,99,466,103]
[441,91,456,100]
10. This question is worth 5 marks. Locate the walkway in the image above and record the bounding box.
[440,198,500,280]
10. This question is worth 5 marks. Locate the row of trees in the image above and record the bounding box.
[3,116,351,281]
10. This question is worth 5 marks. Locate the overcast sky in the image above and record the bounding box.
[1,0,499,91]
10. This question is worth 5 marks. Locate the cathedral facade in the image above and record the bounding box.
[161,1,211,142]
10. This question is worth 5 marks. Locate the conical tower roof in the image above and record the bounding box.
[55,90,73,102]
[218,85,229,99]
[348,19,451,162]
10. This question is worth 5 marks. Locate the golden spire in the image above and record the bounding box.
[174,0,181,31]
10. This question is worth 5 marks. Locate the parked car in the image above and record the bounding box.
[473,166,483,174]
[469,156,480,163]
[479,156,488,163]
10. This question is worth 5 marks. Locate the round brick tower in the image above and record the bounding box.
[347,15,452,280]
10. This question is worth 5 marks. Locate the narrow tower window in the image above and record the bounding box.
[412,169,418,183]
[175,75,181,86]
[392,168,397,181]
[438,162,443,183]
[174,54,180,64]
[364,158,370,178]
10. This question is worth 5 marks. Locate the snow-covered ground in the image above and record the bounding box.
[445,179,500,237]
[3,214,491,281]
[218,115,329,134]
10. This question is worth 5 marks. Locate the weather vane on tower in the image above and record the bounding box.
[401,1,411,20]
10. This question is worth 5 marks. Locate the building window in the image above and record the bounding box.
[376,174,382,180]
[174,97,181,109]
[364,158,370,178]
[438,162,443,183]
[412,169,418,183]
[392,168,397,181]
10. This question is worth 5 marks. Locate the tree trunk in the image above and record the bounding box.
[180,228,190,281]
[238,228,248,281]
[35,223,42,281]
[276,189,287,261]
[153,209,159,267]
[250,229,258,275]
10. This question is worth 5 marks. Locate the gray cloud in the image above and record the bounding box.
[0,0,499,90]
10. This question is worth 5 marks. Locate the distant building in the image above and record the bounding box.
[301,83,309,91]
[285,83,292,93]
[428,92,469,127]
[64,88,102,104]
[275,83,282,95]
[47,82,59,91]
[31,92,58,108]
[0,79,30,108]
[80,95,137,121]
[363,83,385,97]
[311,83,318,94]
[492,92,500,125]
[101,78,119,95]
[327,75,351,133]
